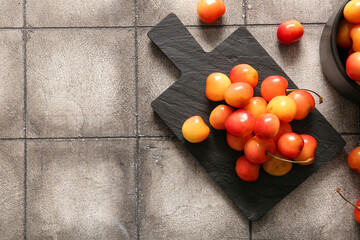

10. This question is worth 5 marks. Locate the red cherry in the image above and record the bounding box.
[277,132,304,159]
[348,146,360,174]
[293,134,317,165]
[235,155,260,182]
[261,75,288,102]
[244,136,276,164]
[225,109,255,137]
[277,20,304,45]
[253,113,280,139]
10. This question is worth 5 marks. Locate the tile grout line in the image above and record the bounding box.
[243,0,248,26]
[23,0,28,239]
[134,1,141,240]
[0,22,329,31]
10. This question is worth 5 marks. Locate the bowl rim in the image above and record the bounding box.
[331,0,360,91]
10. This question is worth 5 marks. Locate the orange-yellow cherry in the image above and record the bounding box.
[267,96,297,122]
[205,72,231,101]
[182,116,210,143]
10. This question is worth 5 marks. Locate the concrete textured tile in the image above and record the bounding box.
[0,141,25,240]
[138,27,238,136]
[26,0,134,27]
[0,0,23,27]
[137,27,180,136]
[252,135,360,239]
[0,30,24,138]
[139,139,250,240]
[247,0,344,24]
[27,29,136,138]
[27,140,136,240]
[248,25,359,133]
[137,0,244,26]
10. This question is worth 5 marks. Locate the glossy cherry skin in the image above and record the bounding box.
[350,24,360,52]
[226,132,253,151]
[262,151,292,176]
[261,75,288,102]
[182,116,210,143]
[287,90,315,120]
[293,134,317,165]
[337,19,354,49]
[266,96,297,122]
[224,82,254,108]
[253,113,280,139]
[277,20,304,45]
[346,52,360,81]
[225,109,255,137]
[205,72,231,101]
[235,155,260,182]
[209,104,234,130]
[273,121,292,143]
[277,132,304,159]
[244,136,276,164]
[229,64,258,88]
[354,200,360,223]
[344,0,360,24]
[347,146,360,173]
[244,97,268,120]
[197,0,226,24]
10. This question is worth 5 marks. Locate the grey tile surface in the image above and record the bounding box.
[26,29,136,138]
[248,25,359,133]
[252,135,360,239]
[26,139,136,240]
[0,0,23,27]
[0,141,24,240]
[139,139,250,240]
[247,0,344,24]
[26,0,135,27]
[0,30,24,138]
[137,27,180,136]
[137,0,244,26]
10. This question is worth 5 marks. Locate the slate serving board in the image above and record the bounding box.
[148,13,346,221]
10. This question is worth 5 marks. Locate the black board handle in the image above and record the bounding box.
[147,13,207,74]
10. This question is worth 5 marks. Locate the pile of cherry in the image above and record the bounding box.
[182,63,323,182]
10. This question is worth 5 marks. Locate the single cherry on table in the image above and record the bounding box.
[277,20,304,45]
[347,146,360,173]
[197,0,226,24]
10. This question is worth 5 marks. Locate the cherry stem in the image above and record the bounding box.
[266,151,313,164]
[337,188,360,210]
[286,88,323,104]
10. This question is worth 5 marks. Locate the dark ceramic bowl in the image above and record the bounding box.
[320,0,360,104]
